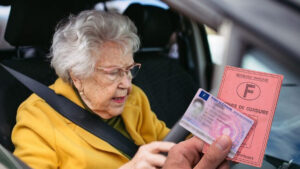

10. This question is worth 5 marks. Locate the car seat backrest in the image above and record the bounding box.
[0,58,57,151]
[133,53,198,128]
[1,0,93,150]
[124,4,198,128]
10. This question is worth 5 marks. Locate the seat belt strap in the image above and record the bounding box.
[1,64,139,158]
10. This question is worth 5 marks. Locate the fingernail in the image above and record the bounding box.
[216,135,230,150]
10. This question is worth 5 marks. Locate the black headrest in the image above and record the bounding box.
[123,3,177,48]
[4,0,95,50]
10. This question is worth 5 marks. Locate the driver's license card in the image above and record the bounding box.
[180,88,254,158]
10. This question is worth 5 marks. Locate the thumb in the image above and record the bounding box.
[195,135,232,169]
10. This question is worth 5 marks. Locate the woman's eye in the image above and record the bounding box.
[106,70,119,76]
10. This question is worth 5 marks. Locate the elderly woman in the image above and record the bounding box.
[11,10,174,169]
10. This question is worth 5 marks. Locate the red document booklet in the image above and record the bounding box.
[204,66,283,167]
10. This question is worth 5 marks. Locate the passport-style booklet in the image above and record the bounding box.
[215,66,283,167]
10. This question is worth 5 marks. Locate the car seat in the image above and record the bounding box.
[0,0,89,151]
[0,59,57,151]
[124,4,199,128]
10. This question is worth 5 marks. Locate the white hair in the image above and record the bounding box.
[49,10,140,82]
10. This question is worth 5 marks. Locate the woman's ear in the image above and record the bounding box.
[69,72,82,91]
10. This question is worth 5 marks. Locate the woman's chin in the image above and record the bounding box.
[110,106,125,117]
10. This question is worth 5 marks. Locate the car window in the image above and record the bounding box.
[0,5,13,50]
[207,28,300,166]
[206,26,225,66]
[241,49,300,166]
[204,1,300,164]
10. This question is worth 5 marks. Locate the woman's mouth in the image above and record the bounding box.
[112,96,126,104]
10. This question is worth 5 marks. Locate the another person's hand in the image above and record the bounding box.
[119,141,175,169]
[163,136,232,169]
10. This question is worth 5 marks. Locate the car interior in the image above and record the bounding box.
[0,0,299,168]
[0,0,211,153]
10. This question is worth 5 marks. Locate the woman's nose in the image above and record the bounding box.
[119,72,132,88]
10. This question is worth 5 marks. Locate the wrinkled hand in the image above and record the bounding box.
[119,141,175,169]
[163,136,232,169]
